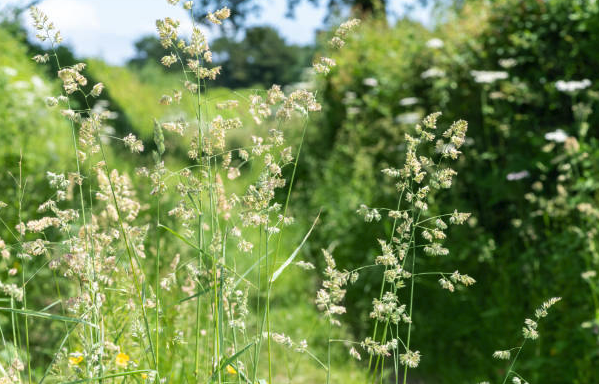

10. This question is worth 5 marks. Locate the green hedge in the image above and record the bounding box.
[299,1,599,382]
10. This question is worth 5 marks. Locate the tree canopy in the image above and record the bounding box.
[211,26,313,88]
[192,0,388,28]
[128,26,312,88]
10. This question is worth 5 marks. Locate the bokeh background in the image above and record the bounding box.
[1,0,599,382]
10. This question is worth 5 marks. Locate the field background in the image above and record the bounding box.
[1,0,599,383]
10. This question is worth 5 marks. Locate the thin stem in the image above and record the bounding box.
[327,322,332,384]
[155,199,161,372]
[402,210,422,384]
[369,188,405,373]
[502,342,526,384]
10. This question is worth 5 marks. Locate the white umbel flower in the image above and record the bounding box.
[555,79,591,93]
[544,129,568,143]
[470,70,508,84]
[426,38,444,49]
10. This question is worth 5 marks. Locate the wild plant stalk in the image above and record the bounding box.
[344,113,473,384]
[492,297,561,384]
[10,4,359,382]
[27,7,162,381]
[265,118,309,381]
[154,197,161,373]
[31,10,105,379]
[16,160,31,384]
[367,188,405,374]
[150,4,354,382]
[0,208,22,381]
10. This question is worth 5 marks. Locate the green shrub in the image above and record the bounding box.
[300,0,599,382]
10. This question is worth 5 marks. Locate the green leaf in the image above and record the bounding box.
[270,212,320,283]
[62,370,151,384]
[40,323,79,384]
[210,341,254,382]
[159,223,201,251]
[0,307,97,328]
[178,285,213,304]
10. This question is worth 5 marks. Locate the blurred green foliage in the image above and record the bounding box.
[2,0,599,381]
[0,26,72,233]
[190,0,387,28]
[298,0,599,382]
[129,26,313,89]
[211,26,314,88]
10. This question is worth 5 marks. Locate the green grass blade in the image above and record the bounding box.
[0,307,97,328]
[270,212,320,283]
[178,285,212,304]
[40,322,79,384]
[210,342,255,382]
[159,224,201,251]
[40,300,61,312]
[61,370,151,384]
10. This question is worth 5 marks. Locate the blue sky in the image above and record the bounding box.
[0,0,431,65]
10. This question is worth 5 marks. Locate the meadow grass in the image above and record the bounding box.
[0,3,563,384]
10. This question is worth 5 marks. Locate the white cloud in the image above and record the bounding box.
[8,0,430,65]
[21,0,198,64]
[37,0,100,32]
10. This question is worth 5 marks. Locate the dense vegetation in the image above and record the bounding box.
[0,0,597,383]
[299,0,599,382]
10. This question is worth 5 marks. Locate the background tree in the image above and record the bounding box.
[287,0,387,16]
[192,0,388,27]
[211,26,313,88]
[129,35,178,71]
[127,27,311,88]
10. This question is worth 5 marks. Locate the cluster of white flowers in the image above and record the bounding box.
[492,349,511,360]
[313,56,337,74]
[399,349,421,368]
[555,79,591,93]
[438,270,476,292]
[363,77,379,87]
[357,204,382,222]
[58,63,87,94]
[506,170,530,181]
[421,67,446,79]
[470,70,508,84]
[425,38,444,49]
[90,82,104,97]
[544,129,569,143]
[499,58,517,68]
[361,337,398,357]
[399,97,419,106]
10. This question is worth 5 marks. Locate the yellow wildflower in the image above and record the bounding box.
[226,365,237,375]
[115,352,130,367]
[141,373,148,380]
[68,353,83,365]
